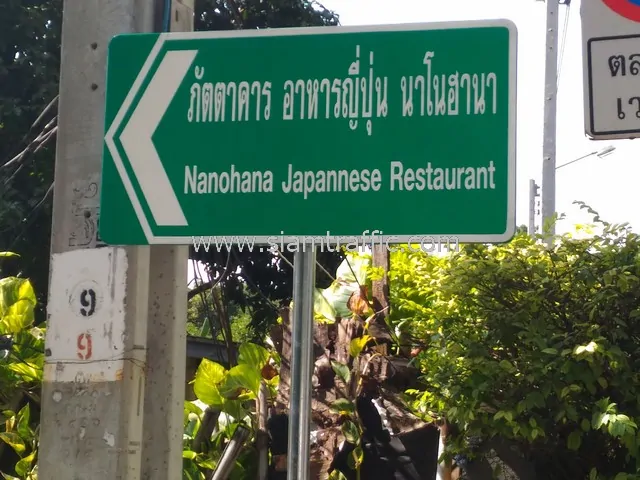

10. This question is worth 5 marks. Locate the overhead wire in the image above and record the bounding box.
[557,1,572,90]
[0,97,58,243]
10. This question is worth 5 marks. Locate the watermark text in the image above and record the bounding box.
[191,230,460,254]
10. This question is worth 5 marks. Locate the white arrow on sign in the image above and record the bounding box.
[105,43,197,239]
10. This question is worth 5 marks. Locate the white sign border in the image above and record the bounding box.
[586,33,640,140]
[104,20,518,245]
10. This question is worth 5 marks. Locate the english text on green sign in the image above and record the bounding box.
[100,20,517,245]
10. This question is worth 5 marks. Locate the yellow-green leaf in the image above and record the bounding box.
[193,360,226,406]
[15,451,35,477]
[349,335,372,358]
[331,361,351,385]
[0,432,26,455]
[221,364,261,397]
[8,362,42,383]
[182,450,198,460]
[341,420,360,443]
[314,287,338,323]
[196,458,217,470]
[16,403,30,439]
[331,398,356,415]
[1,473,21,480]
[238,343,270,371]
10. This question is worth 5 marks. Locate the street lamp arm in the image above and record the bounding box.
[555,151,596,170]
[555,145,616,170]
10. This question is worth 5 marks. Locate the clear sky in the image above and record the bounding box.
[320,0,639,234]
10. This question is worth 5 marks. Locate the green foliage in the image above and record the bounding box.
[314,252,371,323]
[187,288,256,342]
[0,258,281,479]
[185,341,279,478]
[0,1,61,318]
[0,260,42,478]
[193,342,277,408]
[320,252,377,480]
[396,212,640,479]
[1,404,38,479]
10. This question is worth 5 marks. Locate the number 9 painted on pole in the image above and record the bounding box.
[80,288,97,316]
[77,333,93,360]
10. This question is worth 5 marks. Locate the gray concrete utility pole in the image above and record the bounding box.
[541,0,559,245]
[141,6,192,480]
[38,0,190,478]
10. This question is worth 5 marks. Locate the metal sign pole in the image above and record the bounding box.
[287,245,316,480]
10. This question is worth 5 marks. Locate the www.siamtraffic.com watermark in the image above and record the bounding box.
[191,230,460,254]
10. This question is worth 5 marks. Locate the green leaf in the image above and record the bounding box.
[335,254,370,286]
[347,445,364,469]
[560,384,582,399]
[0,277,36,312]
[592,412,607,430]
[329,470,348,480]
[196,458,217,470]
[0,252,19,258]
[589,468,598,480]
[0,473,21,480]
[525,391,545,409]
[542,348,558,355]
[0,277,36,335]
[331,398,356,415]
[341,420,360,443]
[0,432,25,455]
[14,451,35,477]
[182,450,198,460]
[499,360,515,372]
[193,359,226,406]
[567,430,582,450]
[238,343,270,371]
[8,362,42,383]
[331,361,351,385]
[16,403,30,439]
[313,255,371,322]
[184,400,203,416]
[574,341,598,355]
[221,364,261,398]
[313,288,338,323]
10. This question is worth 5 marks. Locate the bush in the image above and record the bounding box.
[0,252,41,479]
[393,211,640,480]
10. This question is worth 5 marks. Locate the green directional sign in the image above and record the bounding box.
[100,21,517,245]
